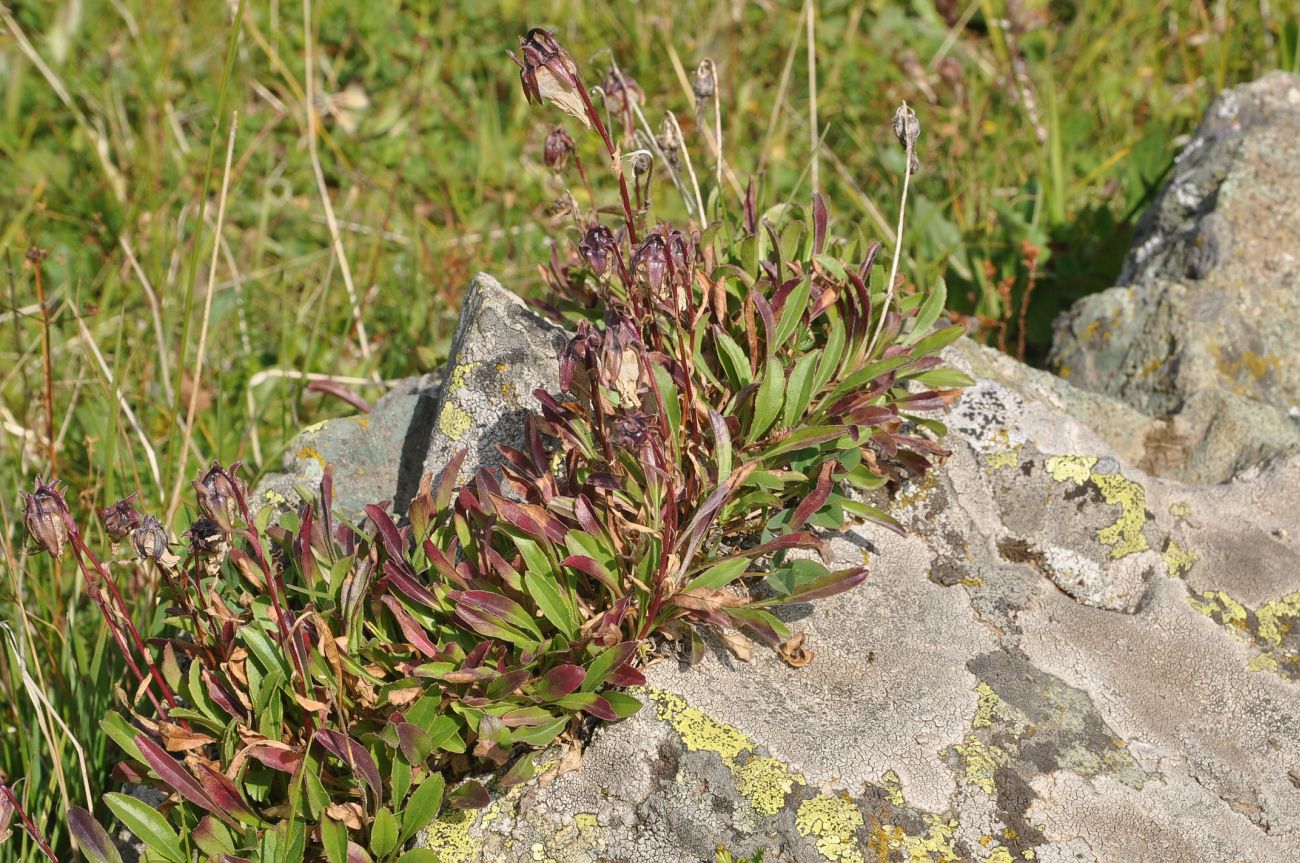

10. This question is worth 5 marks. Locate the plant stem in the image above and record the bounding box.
[29,249,56,475]
[867,140,914,359]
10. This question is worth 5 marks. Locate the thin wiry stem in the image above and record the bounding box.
[806,0,820,195]
[867,141,915,360]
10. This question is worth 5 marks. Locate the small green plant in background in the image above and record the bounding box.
[10,27,969,863]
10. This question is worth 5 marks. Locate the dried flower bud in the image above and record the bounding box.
[543,126,575,172]
[693,58,717,104]
[131,515,171,564]
[194,461,241,531]
[578,224,617,277]
[892,102,921,175]
[611,410,652,450]
[602,67,643,117]
[633,231,670,296]
[509,29,591,129]
[21,477,69,559]
[628,149,653,179]
[99,493,142,543]
[186,518,230,573]
[559,320,603,393]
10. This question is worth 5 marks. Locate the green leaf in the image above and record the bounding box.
[904,277,946,345]
[100,713,145,764]
[782,350,820,429]
[651,364,681,442]
[400,774,445,844]
[394,851,442,863]
[774,274,812,348]
[684,558,749,593]
[908,323,966,358]
[104,793,185,863]
[321,817,348,863]
[749,357,785,442]
[814,314,846,394]
[524,570,579,640]
[602,691,644,718]
[761,425,850,461]
[512,716,567,747]
[764,558,831,596]
[370,808,398,858]
[714,329,752,388]
[903,368,975,389]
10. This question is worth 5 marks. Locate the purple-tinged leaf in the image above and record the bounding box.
[384,561,439,609]
[435,449,468,512]
[195,763,254,820]
[135,734,233,824]
[315,729,382,801]
[243,743,302,774]
[364,504,408,567]
[812,192,828,255]
[448,780,491,810]
[561,555,618,592]
[346,841,374,863]
[451,590,543,641]
[607,663,647,687]
[790,462,836,531]
[306,379,371,413]
[533,664,585,701]
[396,722,434,764]
[380,595,441,658]
[581,641,639,692]
[69,806,123,863]
[489,494,569,544]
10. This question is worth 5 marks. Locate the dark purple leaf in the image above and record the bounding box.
[136,734,238,827]
[790,462,836,531]
[384,561,439,609]
[448,780,491,810]
[68,806,122,863]
[315,729,382,801]
[381,595,440,658]
[306,379,371,413]
[533,664,585,701]
[812,192,828,255]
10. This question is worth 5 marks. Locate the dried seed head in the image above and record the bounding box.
[693,58,717,104]
[578,224,617,277]
[602,67,643,116]
[99,493,143,543]
[186,518,229,560]
[632,231,670,295]
[131,515,171,564]
[509,29,591,128]
[21,477,69,559]
[628,149,653,179]
[543,126,575,172]
[892,102,921,175]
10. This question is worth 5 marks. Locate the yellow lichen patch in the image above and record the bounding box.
[1044,455,1097,485]
[1169,502,1192,519]
[439,402,474,441]
[734,755,805,817]
[296,445,327,471]
[986,846,1016,863]
[985,448,1021,471]
[1091,472,1150,558]
[973,683,1000,730]
[646,689,750,760]
[423,801,499,863]
[1189,590,1249,639]
[898,816,961,863]
[262,490,288,507]
[1163,539,1198,579]
[1214,347,1279,385]
[1044,456,1150,559]
[349,415,370,427]
[1256,591,1300,646]
[1247,654,1280,673]
[954,735,1000,794]
[880,770,905,806]
[796,794,865,863]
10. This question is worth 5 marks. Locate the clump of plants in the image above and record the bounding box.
[19,28,969,863]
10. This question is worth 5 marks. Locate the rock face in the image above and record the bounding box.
[1050,71,1300,484]
[255,273,567,519]
[266,79,1300,863]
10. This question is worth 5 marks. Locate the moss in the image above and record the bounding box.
[796,794,865,863]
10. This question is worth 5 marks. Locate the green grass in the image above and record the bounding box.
[0,1,1290,859]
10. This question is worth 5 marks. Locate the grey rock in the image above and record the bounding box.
[1050,71,1300,485]
[416,336,1300,863]
[254,273,566,521]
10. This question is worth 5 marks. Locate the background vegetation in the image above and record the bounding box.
[0,0,1292,860]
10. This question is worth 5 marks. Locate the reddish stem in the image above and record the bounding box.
[2,784,60,863]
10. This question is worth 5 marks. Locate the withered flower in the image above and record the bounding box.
[99,493,142,543]
[892,102,921,175]
[611,409,653,451]
[193,461,241,530]
[20,477,69,559]
[602,67,643,117]
[509,29,590,128]
[186,518,230,576]
[578,224,617,277]
[543,126,575,172]
[559,320,603,393]
[693,58,717,105]
[632,231,670,295]
[131,515,171,565]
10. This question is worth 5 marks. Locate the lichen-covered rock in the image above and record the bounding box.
[419,337,1300,863]
[255,273,566,520]
[1049,72,1300,484]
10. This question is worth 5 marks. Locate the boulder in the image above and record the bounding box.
[416,337,1300,863]
[1050,71,1300,484]
[254,273,567,519]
